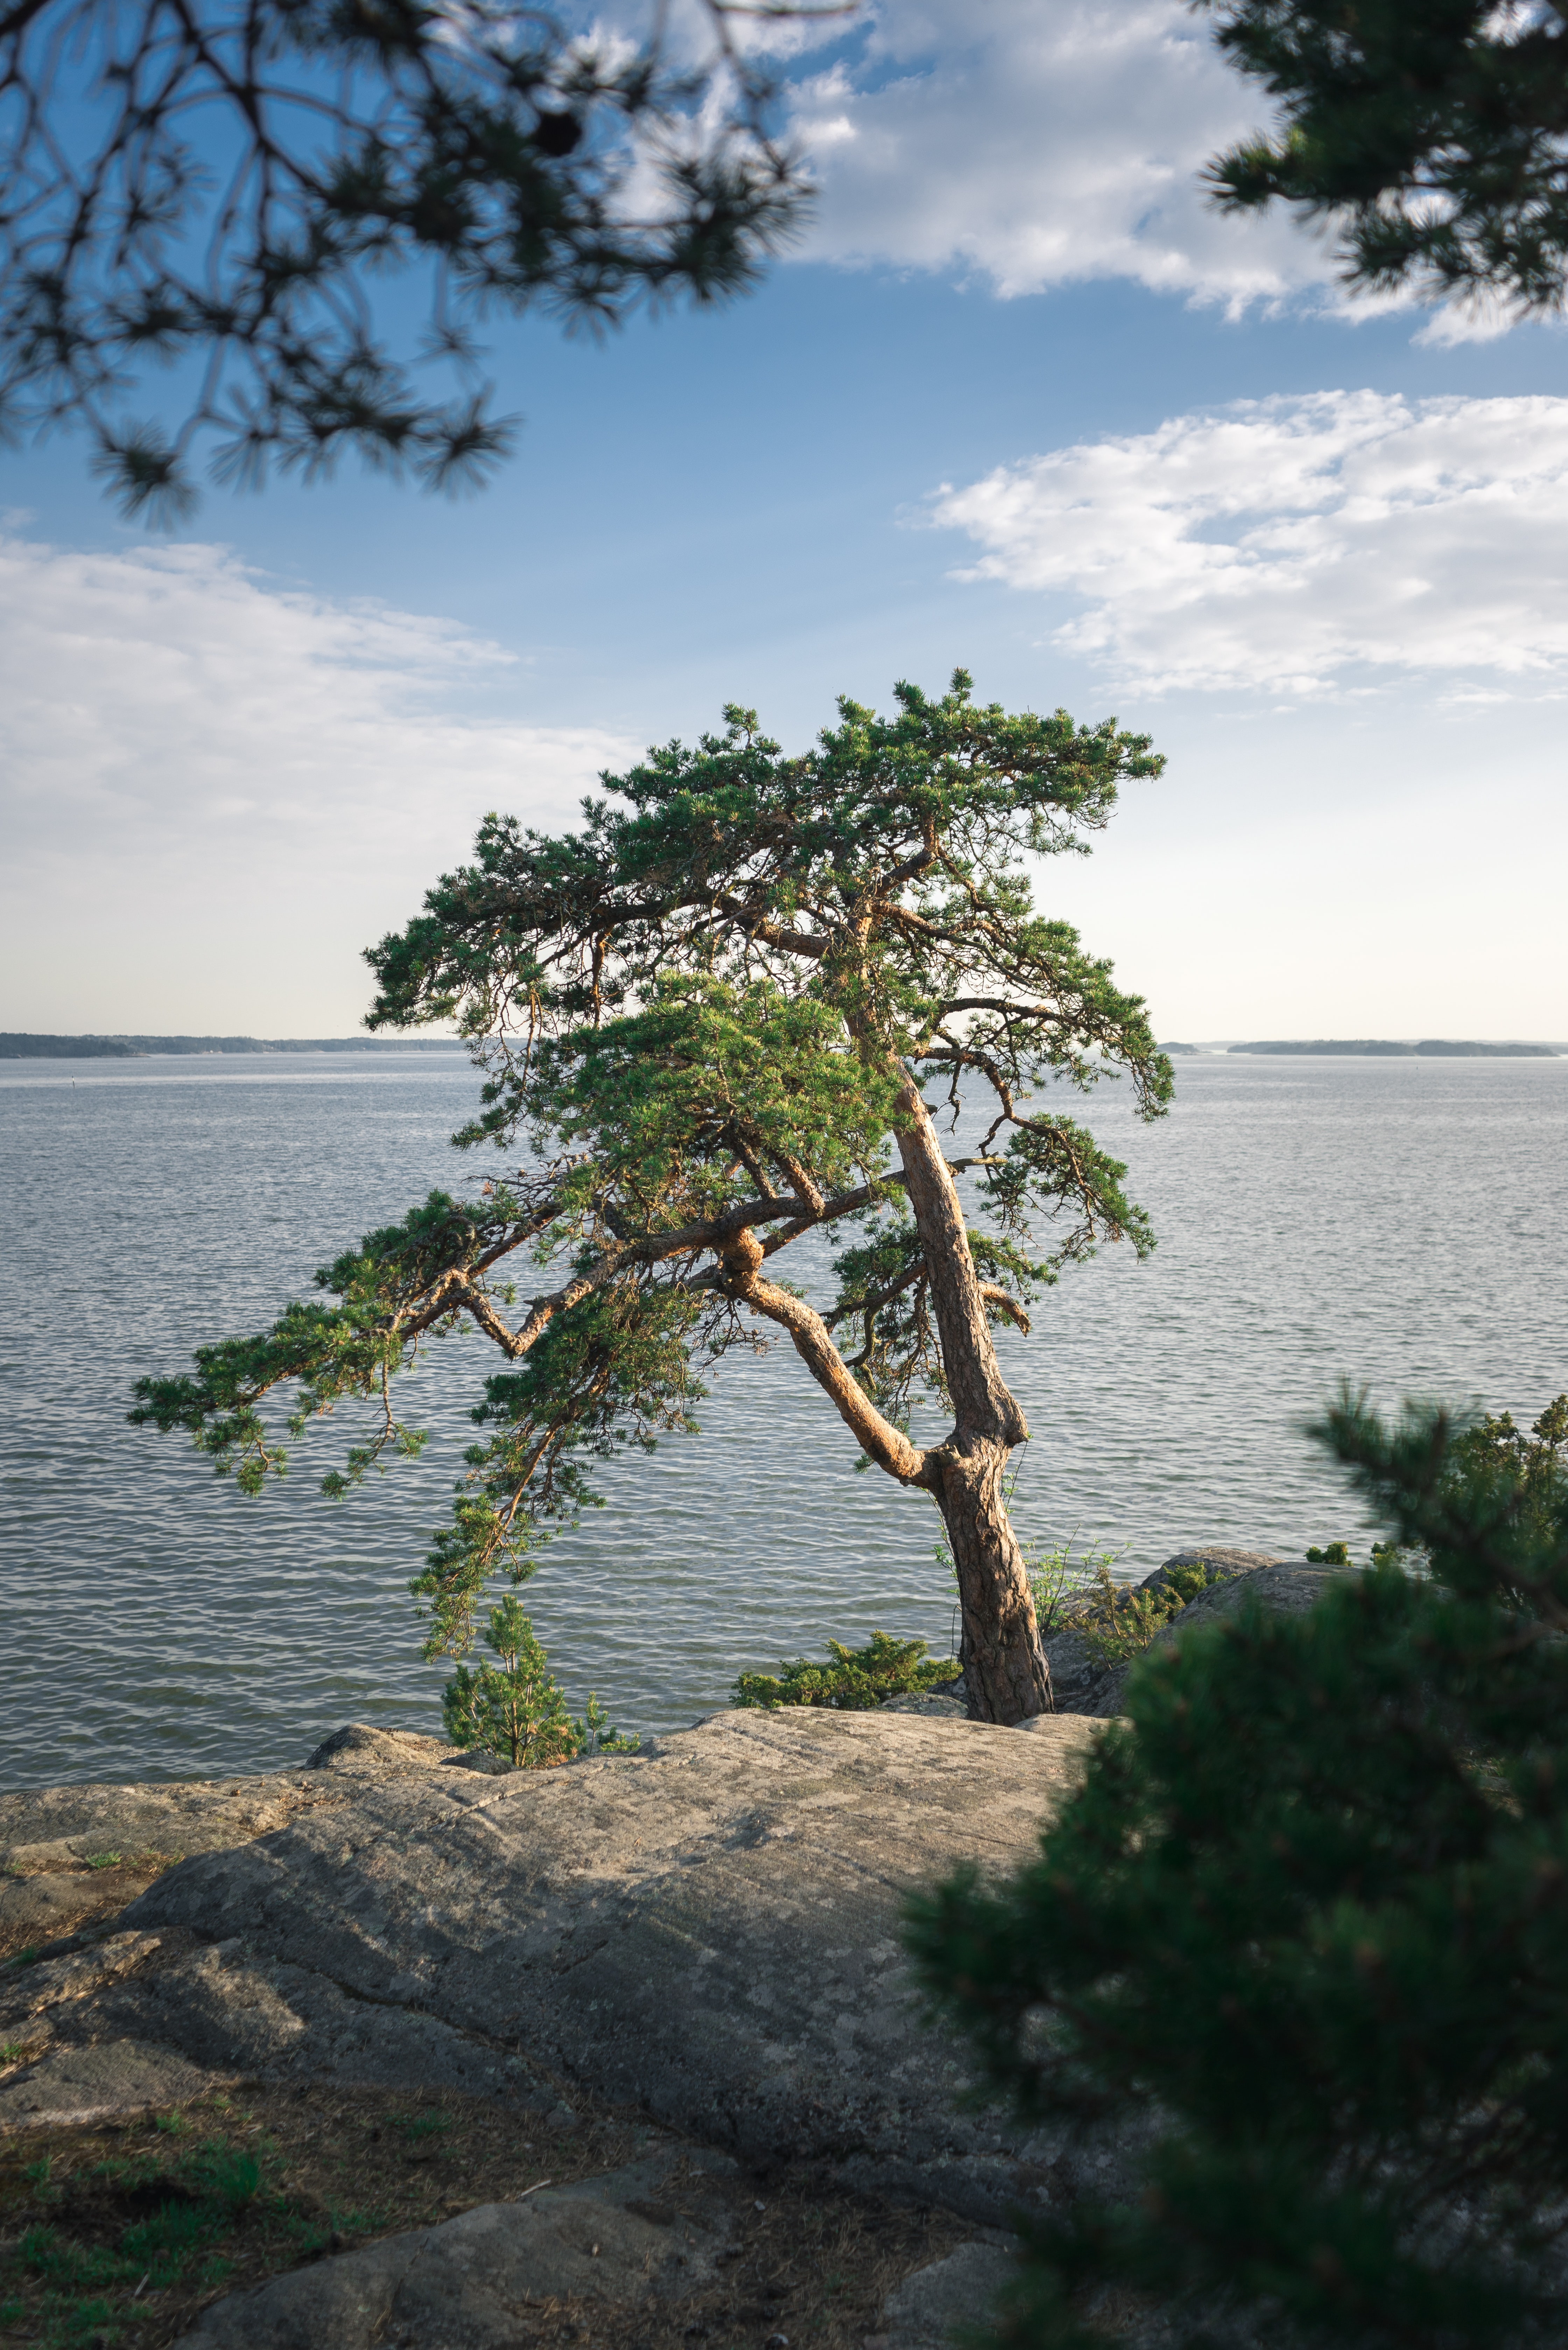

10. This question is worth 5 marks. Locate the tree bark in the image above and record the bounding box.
[892,1075,1052,1725]
[716,1076,1053,1728]
[929,1443,1052,1725]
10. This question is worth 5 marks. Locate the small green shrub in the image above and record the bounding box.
[1049,1559,1222,1671]
[1024,1533,1129,1634]
[1305,1538,1352,1564]
[394,2111,451,2143]
[119,2199,215,2263]
[733,1630,950,1711]
[441,1596,637,1766]
[188,2145,262,2213]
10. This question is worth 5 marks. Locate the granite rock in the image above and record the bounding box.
[0,2034,222,2129]
[879,2237,1020,2350]
[1085,1558,1351,1718]
[115,1708,1112,2220]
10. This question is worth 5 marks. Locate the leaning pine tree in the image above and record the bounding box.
[132,672,1170,1725]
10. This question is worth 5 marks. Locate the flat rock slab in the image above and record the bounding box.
[0,1730,507,1959]
[0,2034,222,2128]
[176,2149,741,2348]
[0,1726,500,1879]
[127,1710,1106,2218]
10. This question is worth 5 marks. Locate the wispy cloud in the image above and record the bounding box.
[0,534,634,1029]
[928,392,1568,693]
[786,0,1331,310]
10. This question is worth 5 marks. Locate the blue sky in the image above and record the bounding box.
[4,0,1566,1041]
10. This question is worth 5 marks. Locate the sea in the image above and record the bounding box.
[3,1047,1565,1787]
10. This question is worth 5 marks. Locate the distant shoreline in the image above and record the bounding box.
[1160,1039,1562,1058]
[8,1031,1564,1064]
[0,1033,469,1059]
[1225,1040,1561,1058]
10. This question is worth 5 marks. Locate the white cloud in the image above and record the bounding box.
[927,392,1568,693]
[786,0,1333,310]
[0,535,635,1030]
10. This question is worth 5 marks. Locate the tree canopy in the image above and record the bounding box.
[1202,0,1568,315]
[0,0,816,520]
[131,670,1171,1725]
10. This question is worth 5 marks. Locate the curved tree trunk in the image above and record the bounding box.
[716,1075,1053,1726]
[892,1076,1052,1724]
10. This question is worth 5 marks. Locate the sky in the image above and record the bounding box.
[3,0,1566,1042]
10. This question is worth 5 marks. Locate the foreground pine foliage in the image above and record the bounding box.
[909,1392,1568,2350]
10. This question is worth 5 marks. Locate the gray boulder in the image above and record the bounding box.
[1134,1546,1290,1601]
[175,2148,741,2349]
[1037,1547,1289,1716]
[110,1707,1110,2220]
[878,2237,1020,2350]
[1085,1558,1351,1718]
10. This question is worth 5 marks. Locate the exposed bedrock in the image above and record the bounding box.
[117,1709,1109,2221]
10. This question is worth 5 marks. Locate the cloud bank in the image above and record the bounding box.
[0,534,634,1030]
[929,392,1568,693]
[787,0,1331,310]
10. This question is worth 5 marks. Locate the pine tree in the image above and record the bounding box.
[443,1594,634,1767]
[0,0,809,518]
[908,1389,1568,2349]
[131,672,1170,1726]
[1201,0,1568,315]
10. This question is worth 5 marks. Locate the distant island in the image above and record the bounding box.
[1228,1040,1560,1058]
[0,1033,468,1059]
[1159,1042,1202,1055]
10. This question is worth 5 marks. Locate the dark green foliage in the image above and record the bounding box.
[733,1630,951,1711]
[908,1389,1568,2350]
[1,0,808,519]
[1201,1,1568,314]
[1305,1538,1352,1564]
[1448,1393,1568,1540]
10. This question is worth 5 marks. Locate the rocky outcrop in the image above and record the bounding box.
[2,1588,1357,2350]
[1039,1547,1298,1715]
[0,1709,1119,2222]
[1081,1557,1352,1717]
[109,1708,1108,2220]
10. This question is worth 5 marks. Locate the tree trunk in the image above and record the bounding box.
[716,1077,1054,1727]
[931,1444,1052,1724]
[893,1076,1052,1725]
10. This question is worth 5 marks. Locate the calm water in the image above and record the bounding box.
[3,1049,1565,1786]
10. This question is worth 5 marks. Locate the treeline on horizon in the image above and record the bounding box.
[6,1034,1561,1062]
[0,1033,469,1058]
[1226,1039,1561,1057]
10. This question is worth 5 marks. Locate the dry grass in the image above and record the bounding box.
[0,2076,971,2349]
